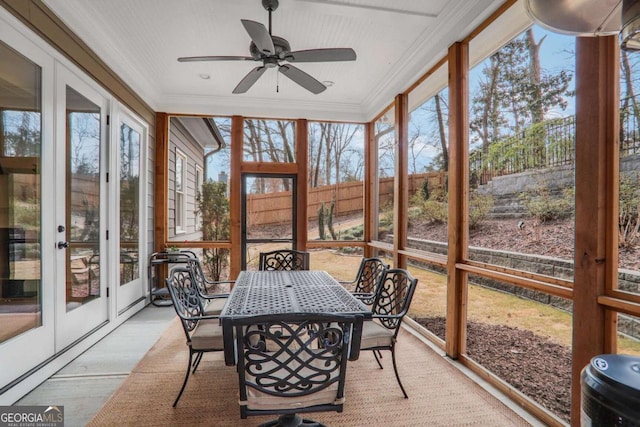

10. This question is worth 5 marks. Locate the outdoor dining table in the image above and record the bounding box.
[219,270,372,365]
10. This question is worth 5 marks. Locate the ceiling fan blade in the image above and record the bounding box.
[286,48,357,63]
[178,55,253,62]
[233,66,267,94]
[278,64,326,94]
[241,19,275,56]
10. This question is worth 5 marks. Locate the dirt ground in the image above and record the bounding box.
[416,316,572,423]
[409,217,640,270]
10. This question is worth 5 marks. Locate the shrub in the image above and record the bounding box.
[518,182,574,223]
[469,192,494,229]
[378,205,394,236]
[196,181,230,280]
[409,188,448,225]
[422,200,448,223]
[619,172,640,248]
[340,224,363,240]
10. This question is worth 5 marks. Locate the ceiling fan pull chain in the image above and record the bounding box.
[277,70,280,93]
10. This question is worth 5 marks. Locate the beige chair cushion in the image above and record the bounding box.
[191,319,224,350]
[203,297,227,315]
[360,320,394,349]
[243,355,341,411]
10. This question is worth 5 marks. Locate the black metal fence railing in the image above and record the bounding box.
[471,97,640,185]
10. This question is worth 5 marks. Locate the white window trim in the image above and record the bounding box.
[175,148,187,234]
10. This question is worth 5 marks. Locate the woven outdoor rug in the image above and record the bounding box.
[88,319,532,426]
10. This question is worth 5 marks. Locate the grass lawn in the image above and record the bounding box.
[310,248,640,355]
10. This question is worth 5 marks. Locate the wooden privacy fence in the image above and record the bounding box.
[246,172,445,226]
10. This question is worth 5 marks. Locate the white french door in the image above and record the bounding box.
[54,65,109,350]
[0,19,56,389]
[0,10,151,396]
[114,111,146,312]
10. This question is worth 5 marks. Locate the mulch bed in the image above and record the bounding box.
[409,217,640,270]
[415,316,572,423]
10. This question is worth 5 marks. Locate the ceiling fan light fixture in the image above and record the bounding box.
[621,0,640,50]
[178,0,356,94]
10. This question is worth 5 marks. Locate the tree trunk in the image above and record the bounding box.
[278,121,294,163]
[526,28,544,124]
[323,123,333,185]
[313,132,322,187]
[484,55,501,153]
[435,93,449,172]
[621,50,640,147]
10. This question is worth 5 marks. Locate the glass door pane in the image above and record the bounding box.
[0,41,42,343]
[119,121,140,286]
[242,174,296,269]
[117,115,145,311]
[65,85,101,310]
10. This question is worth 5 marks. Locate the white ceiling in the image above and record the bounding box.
[42,0,507,122]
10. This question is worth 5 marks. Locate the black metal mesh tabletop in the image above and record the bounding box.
[220,270,371,317]
[220,270,371,365]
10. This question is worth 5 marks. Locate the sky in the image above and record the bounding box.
[203,25,580,180]
[406,25,578,171]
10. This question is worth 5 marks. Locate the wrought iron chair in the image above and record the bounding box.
[340,257,388,305]
[228,313,363,427]
[259,249,310,271]
[165,267,224,407]
[148,250,197,306]
[185,257,231,315]
[359,268,418,398]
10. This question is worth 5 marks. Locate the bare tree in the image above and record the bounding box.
[434,93,449,171]
[621,49,640,141]
[470,28,571,147]
[308,122,362,187]
[243,119,295,192]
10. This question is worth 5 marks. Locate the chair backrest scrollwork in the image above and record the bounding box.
[352,257,388,304]
[165,267,204,335]
[371,268,418,335]
[259,249,310,271]
[229,312,363,420]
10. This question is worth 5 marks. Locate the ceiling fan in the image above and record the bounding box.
[177,0,357,94]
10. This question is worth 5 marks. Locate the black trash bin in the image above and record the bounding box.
[581,354,640,426]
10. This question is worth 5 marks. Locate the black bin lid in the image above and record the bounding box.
[585,354,640,396]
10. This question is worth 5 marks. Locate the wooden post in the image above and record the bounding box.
[394,94,408,269]
[445,42,469,359]
[229,116,243,279]
[296,119,308,250]
[364,122,375,258]
[572,35,619,426]
[154,113,169,252]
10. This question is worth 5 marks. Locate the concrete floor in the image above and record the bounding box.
[15,305,176,427]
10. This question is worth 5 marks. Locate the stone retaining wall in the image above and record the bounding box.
[476,155,640,219]
[406,236,640,339]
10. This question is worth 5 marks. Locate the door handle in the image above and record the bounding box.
[57,241,69,249]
